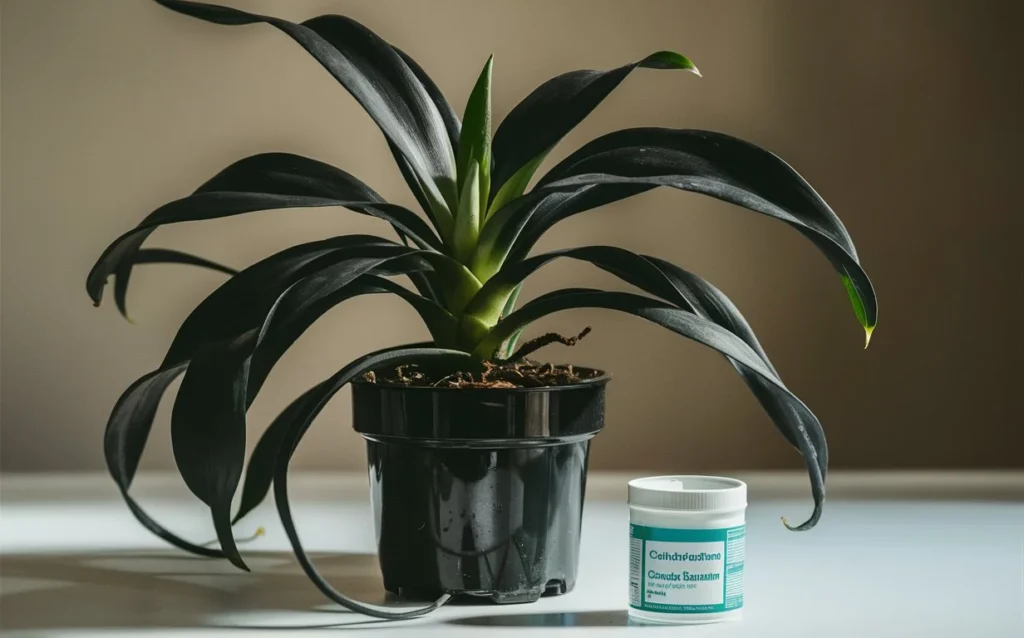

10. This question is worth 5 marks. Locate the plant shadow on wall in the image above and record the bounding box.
[86,0,877,619]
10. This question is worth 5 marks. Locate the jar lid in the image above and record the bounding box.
[628,475,747,511]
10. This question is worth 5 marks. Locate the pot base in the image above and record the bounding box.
[395,577,569,605]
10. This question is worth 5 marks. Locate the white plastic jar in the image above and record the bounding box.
[627,475,746,624]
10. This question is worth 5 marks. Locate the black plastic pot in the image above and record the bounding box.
[351,369,610,604]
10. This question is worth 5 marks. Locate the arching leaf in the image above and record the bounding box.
[272,347,475,617]
[88,152,445,312]
[476,289,825,530]
[114,248,237,320]
[156,0,458,219]
[171,253,456,564]
[490,51,698,205]
[479,128,876,340]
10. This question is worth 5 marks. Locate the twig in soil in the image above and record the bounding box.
[508,326,592,362]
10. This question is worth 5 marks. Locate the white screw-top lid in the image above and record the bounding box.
[628,475,747,512]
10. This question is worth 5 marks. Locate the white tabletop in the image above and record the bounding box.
[1,472,1022,637]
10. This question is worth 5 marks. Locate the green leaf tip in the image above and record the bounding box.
[457,55,493,211]
[841,273,873,344]
[644,50,701,77]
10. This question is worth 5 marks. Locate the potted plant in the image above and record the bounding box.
[89,0,877,619]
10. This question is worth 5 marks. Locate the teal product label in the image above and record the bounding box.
[628,524,744,614]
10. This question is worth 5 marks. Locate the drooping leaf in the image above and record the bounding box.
[471,244,819,456]
[170,249,457,559]
[87,152,445,311]
[473,246,774,372]
[272,346,475,617]
[97,238,425,555]
[476,289,825,530]
[160,237,412,366]
[114,248,237,320]
[232,393,305,526]
[480,128,877,339]
[489,51,699,205]
[102,364,227,558]
[108,241,452,556]
[248,267,458,399]
[171,331,257,570]
[155,0,458,219]
[643,256,818,457]
[233,338,432,525]
[457,56,493,209]
[131,248,238,275]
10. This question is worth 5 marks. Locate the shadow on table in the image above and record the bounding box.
[449,610,638,627]
[0,550,398,631]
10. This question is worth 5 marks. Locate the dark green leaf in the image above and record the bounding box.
[155,0,457,218]
[481,128,877,339]
[474,183,650,279]
[114,249,237,321]
[387,141,453,239]
[173,257,455,545]
[643,255,819,458]
[97,239,423,556]
[387,225,441,304]
[87,152,444,309]
[468,244,807,458]
[477,289,824,530]
[132,248,238,275]
[392,46,461,153]
[171,331,257,570]
[272,346,474,617]
[489,51,698,205]
[233,338,432,525]
[457,56,493,209]
[499,283,524,358]
[484,245,811,457]
[231,394,303,526]
[103,364,227,559]
[161,237,409,366]
[249,268,458,399]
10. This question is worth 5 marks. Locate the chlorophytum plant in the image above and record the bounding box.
[89,0,877,592]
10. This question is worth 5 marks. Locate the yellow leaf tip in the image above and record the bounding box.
[864,325,875,349]
[690,66,702,78]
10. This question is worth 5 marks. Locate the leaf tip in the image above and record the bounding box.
[646,50,700,76]
[863,324,875,349]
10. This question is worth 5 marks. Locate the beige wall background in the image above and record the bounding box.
[2,0,1020,474]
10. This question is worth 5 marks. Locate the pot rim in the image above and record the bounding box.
[351,366,611,394]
